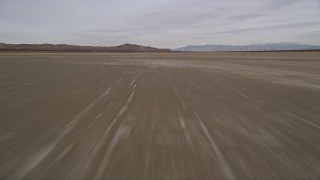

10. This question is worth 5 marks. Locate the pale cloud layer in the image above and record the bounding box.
[0,0,319,48]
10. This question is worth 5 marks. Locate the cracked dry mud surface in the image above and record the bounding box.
[0,52,319,179]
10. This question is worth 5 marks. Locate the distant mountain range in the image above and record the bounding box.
[174,43,320,52]
[0,43,171,52]
[2,42,319,53]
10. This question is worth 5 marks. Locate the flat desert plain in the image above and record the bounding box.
[0,52,319,179]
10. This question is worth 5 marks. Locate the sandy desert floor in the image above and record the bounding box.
[0,52,319,179]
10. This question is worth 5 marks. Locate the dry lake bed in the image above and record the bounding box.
[0,52,319,179]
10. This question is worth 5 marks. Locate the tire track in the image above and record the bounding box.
[6,77,123,180]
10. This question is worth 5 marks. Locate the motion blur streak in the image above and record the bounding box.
[0,52,319,179]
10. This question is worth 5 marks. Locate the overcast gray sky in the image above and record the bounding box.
[0,0,319,48]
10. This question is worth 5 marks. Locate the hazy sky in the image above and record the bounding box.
[0,0,319,48]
